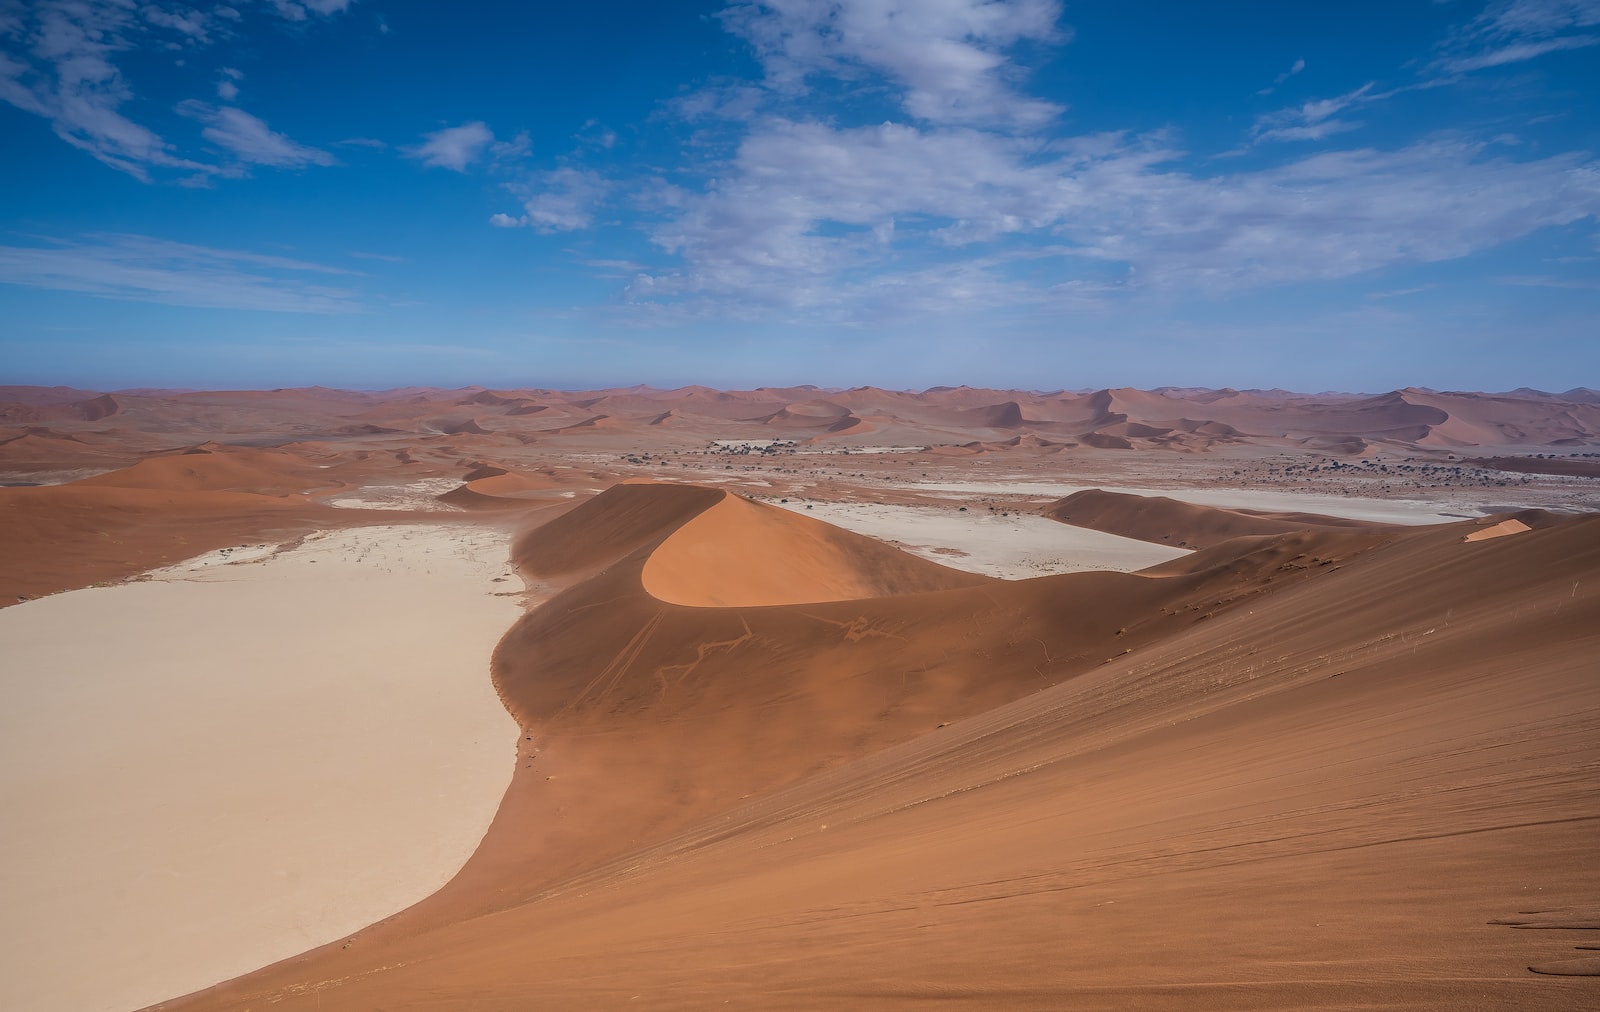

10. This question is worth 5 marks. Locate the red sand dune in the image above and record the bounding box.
[1046,487,1391,549]
[147,479,1600,1009]
[0,484,330,605]
[437,468,565,511]
[75,444,342,497]
[640,485,988,606]
[0,441,500,604]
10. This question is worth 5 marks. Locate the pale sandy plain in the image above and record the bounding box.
[889,481,1478,524]
[773,501,1192,577]
[1,383,1597,1010]
[0,525,521,1012]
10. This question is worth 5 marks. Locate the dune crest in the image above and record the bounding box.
[140,478,1600,1009]
[1047,487,1392,549]
[641,489,986,606]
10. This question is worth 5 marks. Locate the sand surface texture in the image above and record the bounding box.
[0,525,521,1012]
[147,483,1599,1010]
[2,384,1597,1009]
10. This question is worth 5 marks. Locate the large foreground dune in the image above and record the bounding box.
[139,480,1599,1009]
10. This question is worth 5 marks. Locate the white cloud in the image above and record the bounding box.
[1439,33,1599,71]
[1253,118,1364,144]
[0,0,350,179]
[722,0,1065,127]
[139,5,218,43]
[1434,0,1600,72]
[408,121,495,171]
[0,233,364,313]
[180,102,336,168]
[1257,56,1306,95]
[490,129,532,161]
[1252,82,1377,144]
[635,117,1600,315]
[0,0,189,178]
[217,67,241,101]
[499,168,610,232]
[272,0,356,22]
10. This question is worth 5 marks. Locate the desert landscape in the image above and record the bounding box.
[6,0,1599,1006]
[0,382,1597,1010]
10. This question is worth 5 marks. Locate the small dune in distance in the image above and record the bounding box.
[1,382,1598,1010]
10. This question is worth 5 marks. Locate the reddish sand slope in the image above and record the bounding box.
[1047,487,1393,549]
[640,487,990,605]
[74,444,342,496]
[150,482,1600,1010]
[0,485,334,605]
[0,443,544,606]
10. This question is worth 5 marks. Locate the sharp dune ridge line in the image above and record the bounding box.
[0,384,1597,1009]
[140,483,1598,1010]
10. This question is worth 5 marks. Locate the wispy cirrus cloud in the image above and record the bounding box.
[0,233,365,313]
[179,101,337,170]
[1256,57,1305,97]
[1251,82,1377,144]
[0,0,350,180]
[1434,0,1600,73]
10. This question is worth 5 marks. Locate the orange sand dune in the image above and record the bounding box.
[436,468,566,511]
[1047,487,1392,549]
[76,444,342,496]
[0,441,473,604]
[641,488,988,606]
[148,480,1599,1009]
[0,484,338,605]
[1464,517,1532,542]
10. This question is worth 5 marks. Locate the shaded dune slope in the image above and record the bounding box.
[0,484,329,605]
[0,444,452,605]
[436,468,561,511]
[154,483,1600,1008]
[640,487,990,606]
[1047,487,1393,549]
[75,444,341,497]
[427,485,1395,937]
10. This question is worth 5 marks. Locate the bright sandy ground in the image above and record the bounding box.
[775,501,1190,577]
[0,525,522,1012]
[894,481,1480,524]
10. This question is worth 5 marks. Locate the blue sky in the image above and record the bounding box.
[1,0,1597,392]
